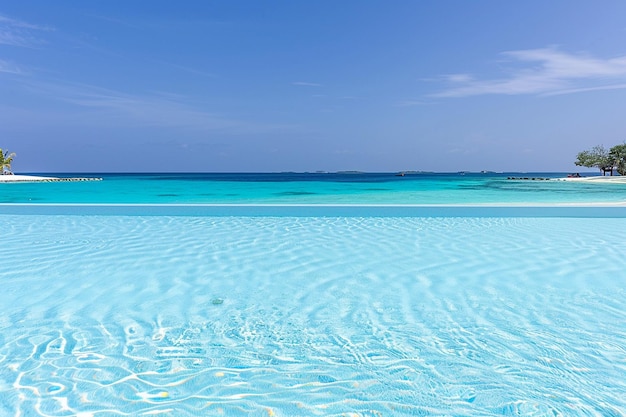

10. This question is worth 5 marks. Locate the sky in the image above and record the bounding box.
[1,1,626,173]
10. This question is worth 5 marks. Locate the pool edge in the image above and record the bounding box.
[1,203,626,217]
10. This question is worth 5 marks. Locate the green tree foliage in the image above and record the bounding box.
[0,148,16,174]
[609,143,626,176]
[575,145,614,176]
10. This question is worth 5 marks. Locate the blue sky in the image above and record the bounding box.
[2,1,626,172]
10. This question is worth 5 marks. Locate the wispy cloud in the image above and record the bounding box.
[542,83,626,96]
[394,99,427,107]
[0,59,22,74]
[85,13,231,31]
[292,81,322,87]
[433,47,626,97]
[13,79,292,134]
[0,14,51,47]
[0,15,49,31]
[82,13,142,29]
[153,59,217,78]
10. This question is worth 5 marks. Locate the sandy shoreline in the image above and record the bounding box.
[558,176,626,183]
[1,173,625,183]
[0,174,101,182]
[0,174,60,182]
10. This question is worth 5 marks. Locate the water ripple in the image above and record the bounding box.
[1,215,625,415]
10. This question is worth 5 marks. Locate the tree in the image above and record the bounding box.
[575,145,614,176]
[609,143,626,176]
[0,149,16,174]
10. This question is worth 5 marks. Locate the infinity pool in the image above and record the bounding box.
[1,206,625,416]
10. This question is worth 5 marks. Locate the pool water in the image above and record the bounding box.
[1,208,625,416]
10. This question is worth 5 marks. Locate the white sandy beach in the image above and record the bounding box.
[1,173,625,183]
[0,174,59,182]
[559,176,626,183]
[0,174,102,182]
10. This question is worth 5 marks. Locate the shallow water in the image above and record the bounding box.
[2,172,626,204]
[1,210,625,416]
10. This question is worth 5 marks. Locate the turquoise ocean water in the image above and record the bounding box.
[2,172,626,204]
[1,173,626,416]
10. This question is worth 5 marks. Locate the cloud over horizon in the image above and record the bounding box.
[1,78,294,136]
[434,47,626,97]
[0,59,22,74]
[0,14,50,47]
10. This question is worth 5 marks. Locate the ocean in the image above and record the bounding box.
[1,171,626,204]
